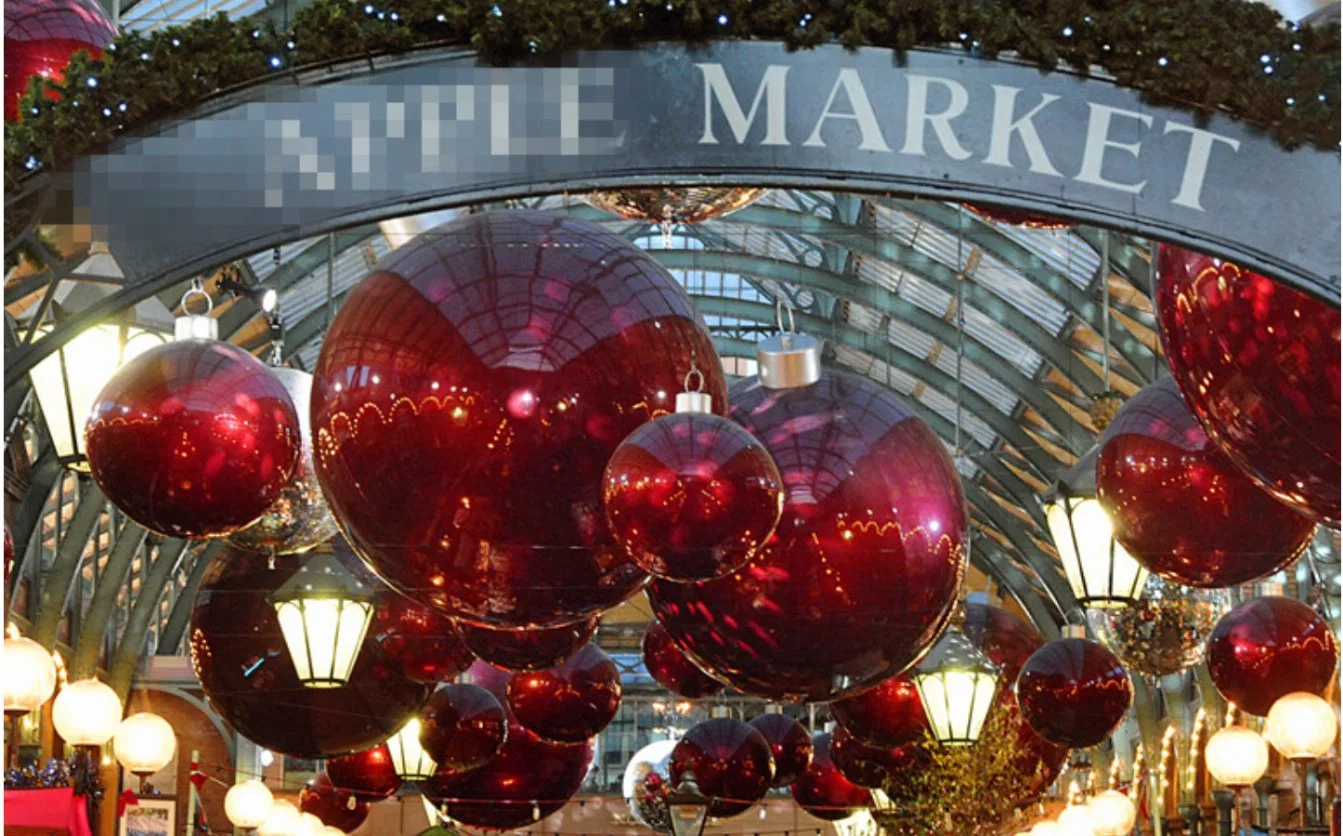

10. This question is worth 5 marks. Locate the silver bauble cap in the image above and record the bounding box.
[756,333,822,389]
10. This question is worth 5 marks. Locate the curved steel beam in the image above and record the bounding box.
[31,482,106,647]
[109,539,201,699]
[155,547,218,656]
[6,446,58,585]
[69,523,149,678]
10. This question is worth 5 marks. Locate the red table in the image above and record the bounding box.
[3,787,94,835]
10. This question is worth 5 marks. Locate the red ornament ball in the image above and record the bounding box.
[86,340,301,539]
[1206,596,1338,716]
[831,675,928,749]
[372,599,474,685]
[642,622,725,699]
[829,727,915,789]
[461,659,513,701]
[458,618,597,672]
[311,210,726,629]
[188,544,432,758]
[1017,638,1133,749]
[748,714,813,787]
[963,204,1074,230]
[670,718,775,818]
[299,773,369,833]
[1097,378,1313,587]
[327,744,402,802]
[419,683,508,775]
[603,410,783,581]
[789,733,872,821]
[507,643,621,744]
[1156,245,1340,525]
[650,370,968,701]
[4,0,116,121]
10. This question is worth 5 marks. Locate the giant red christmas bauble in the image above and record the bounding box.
[419,683,508,775]
[507,643,621,744]
[188,545,432,758]
[86,340,301,539]
[299,773,369,833]
[642,622,725,699]
[1097,378,1313,587]
[649,370,967,701]
[372,599,474,685]
[603,410,783,581]
[830,727,916,789]
[830,675,928,749]
[1156,245,1340,525]
[1206,596,1338,716]
[670,718,775,818]
[1017,638,1133,749]
[963,204,1073,230]
[458,618,597,672]
[326,744,403,801]
[4,0,116,121]
[312,210,727,628]
[789,733,871,821]
[748,714,812,787]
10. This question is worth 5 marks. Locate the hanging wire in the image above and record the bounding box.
[953,215,965,459]
[1101,229,1111,390]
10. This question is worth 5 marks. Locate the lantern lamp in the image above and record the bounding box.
[52,678,123,747]
[112,712,177,779]
[3,636,58,717]
[1206,725,1269,788]
[387,717,437,782]
[272,552,375,689]
[225,779,275,829]
[1089,789,1137,836]
[1264,691,1339,762]
[1044,448,1148,609]
[665,770,713,836]
[911,612,1000,746]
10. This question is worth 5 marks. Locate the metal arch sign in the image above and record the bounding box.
[75,40,1340,301]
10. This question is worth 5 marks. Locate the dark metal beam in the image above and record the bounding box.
[68,523,149,678]
[31,481,105,647]
[7,447,59,584]
[109,539,202,699]
[155,546,218,656]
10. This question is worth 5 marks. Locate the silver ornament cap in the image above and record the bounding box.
[174,284,219,340]
[756,332,822,389]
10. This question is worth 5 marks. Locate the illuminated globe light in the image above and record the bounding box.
[112,712,176,777]
[1205,725,1270,788]
[52,678,122,746]
[1089,790,1138,836]
[3,636,58,717]
[295,812,326,836]
[272,552,376,689]
[1056,803,1098,835]
[324,828,344,836]
[258,799,302,836]
[225,780,275,829]
[1264,692,1339,761]
[1030,822,1067,836]
[1044,448,1147,609]
[912,618,1000,747]
[387,718,437,782]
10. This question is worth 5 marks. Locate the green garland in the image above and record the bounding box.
[4,0,1339,196]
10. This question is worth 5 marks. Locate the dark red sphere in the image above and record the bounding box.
[1097,378,1314,587]
[603,411,783,581]
[312,210,726,628]
[831,675,928,749]
[1156,245,1340,525]
[1017,638,1133,749]
[299,773,369,833]
[4,0,116,121]
[789,733,871,821]
[963,204,1074,230]
[507,643,620,744]
[650,370,968,701]
[458,618,597,672]
[372,598,474,685]
[461,659,513,701]
[829,727,916,789]
[670,718,775,818]
[188,544,432,758]
[86,340,301,539]
[642,622,725,699]
[747,714,813,787]
[420,683,508,775]
[326,744,403,801]
[1206,596,1339,716]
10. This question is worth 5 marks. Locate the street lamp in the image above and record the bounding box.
[272,552,375,689]
[664,770,713,836]
[224,779,275,829]
[3,636,57,718]
[1089,789,1137,836]
[912,610,1001,746]
[387,718,437,782]
[112,712,177,789]
[1207,724,1270,834]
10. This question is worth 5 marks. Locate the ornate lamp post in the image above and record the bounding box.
[1206,724,1270,834]
[664,770,712,836]
[3,635,57,768]
[912,608,1001,746]
[1265,692,1339,827]
[51,677,123,823]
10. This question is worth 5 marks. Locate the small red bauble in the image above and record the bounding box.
[1206,596,1339,716]
[747,714,812,787]
[372,600,474,685]
[299,773,369,833]
[671,719,775,818]
[831,675,928,749]
[458,618,597,672]
[829,727,913,789]
[1017,638,1133,749]
[419,683,508,775]
[311,210,726,629]
[326,744,403,801]
[789,733,871,821]
[1156,245,1340,525]
[4,0,116,121]
[86,340,301,539]
[603,410,783,581]
[1097,378,1313,587]
[508,643,621,744]
[963,204,1074,230]
[650,371,968,702]
[642,622,724,699]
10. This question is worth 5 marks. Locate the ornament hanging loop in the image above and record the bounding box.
[676,363,713,415]
[757,297,821,390]
[175,279,219,341]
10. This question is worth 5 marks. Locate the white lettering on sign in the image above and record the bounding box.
[984,85,1061,177]
[804,68,890,151]
[696,63,790,146]
[901,75,973,160]
[1076,103,1153,194]
[1163,121,1242,210]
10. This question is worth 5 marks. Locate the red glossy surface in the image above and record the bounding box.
[299,773,369,833]
[831,675,927,749]
[1206,596,1338,716]
[423,721,594,829]
[650,370,967,701]
[419,683,508,775]
[1097,378,1313,587]
[312,210,727,628]
[789,733,871,821]
[1017,638,1133,749]
[963,204,1074,230]
[86,340,301,539]
[670,718,775,819]
[462,659,513,702]
[747,714,812,787]
[508,643,621,744]
[188,545,432,758]
[641,622,725,699]
[4,0,115,121]
[830,727,914,789]
[372,599,474,685]
[326,744,403,801]
[1156,245,1340,525]
[603,411,783,581]
[458,618,597,672]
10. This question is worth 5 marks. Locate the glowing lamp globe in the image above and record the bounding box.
[1089,790,1137,836]
[1056,803,1098,836]
[386,718,437,782]
[112,712,176,776]
[1044,448,1147,609]
[272,552,376,689]
[912,623,1000,747]
[224,780,275,829]
[3,636,57,717]
[52,677,122,746]
[1206,725,1269,788]
[1264,692,1339,761]
[324,828,343,836]
[258,800,301,836]
[295,812,326,836]
[1030,822,1066,836]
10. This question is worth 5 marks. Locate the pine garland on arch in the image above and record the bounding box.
[4,0,1339,193]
